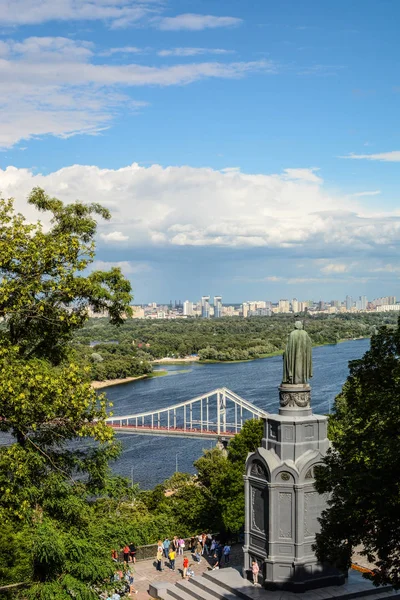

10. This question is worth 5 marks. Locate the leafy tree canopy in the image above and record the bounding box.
[0,189,133,599]
[315,318,400,588]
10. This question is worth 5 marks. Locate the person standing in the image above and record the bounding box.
[252,560,259,585]
[123,545,130,564]
[177,537,185,556]
[156,548,163,572]
[162,538,170,559]
[168,548,176,571]
[129,543,137,564]
[223,544,231,564]
[195,540,202,563]
[182,556,189,579]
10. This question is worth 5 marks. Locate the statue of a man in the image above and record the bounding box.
[282,321,313,385]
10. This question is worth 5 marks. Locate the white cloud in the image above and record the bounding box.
[100,231,129,242]
[0,36,275,147]
[157,13,242,31]
[320,263,349,274]
[1,163,400,254]
[0,0,157,27]
[283,167,322,183]
[158,48,234,57]
[370,264,400,273]
[100,46,143,56]
[341,151,400,162]
[350,190,381,197]
[92,260,151,274]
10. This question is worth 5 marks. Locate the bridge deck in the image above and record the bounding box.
[109,424,236,439]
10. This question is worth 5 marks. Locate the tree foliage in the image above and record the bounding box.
[74,312,397,366]
[315,318,400,588]
[0,189,134,598]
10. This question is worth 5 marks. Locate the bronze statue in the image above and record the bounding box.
[282,321,312,385]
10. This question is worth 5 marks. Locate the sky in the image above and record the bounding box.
[0,0,399,304]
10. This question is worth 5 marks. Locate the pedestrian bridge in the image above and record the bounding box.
[106,387,268,439]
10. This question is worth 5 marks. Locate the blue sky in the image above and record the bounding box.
[0,0,399,303]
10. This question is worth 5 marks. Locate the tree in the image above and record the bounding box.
[314,318,400,588]
[0,189,133,598]
[194,419,264,534]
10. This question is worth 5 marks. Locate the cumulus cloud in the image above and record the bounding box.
[158,48,234,57]
[1,163,400,255]
[0,0,157,27]
[341,151,400,162]
[156,14,242,31]
[100,231,129,242]
[0,36,274,147]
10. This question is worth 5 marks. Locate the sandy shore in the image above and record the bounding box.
[91,374,148,390]
[152,356,199,363]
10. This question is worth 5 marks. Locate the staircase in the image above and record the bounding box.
[149,567,400,600]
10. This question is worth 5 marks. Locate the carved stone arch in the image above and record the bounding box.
[249,459,268,481]
[301,461,324,484]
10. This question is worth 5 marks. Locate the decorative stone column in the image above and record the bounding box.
[243,383,345,591]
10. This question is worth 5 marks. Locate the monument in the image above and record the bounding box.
[243,322,345,591]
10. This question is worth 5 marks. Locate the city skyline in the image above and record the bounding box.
[0,1,399,302]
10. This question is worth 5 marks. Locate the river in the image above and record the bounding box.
[104,338,370,489]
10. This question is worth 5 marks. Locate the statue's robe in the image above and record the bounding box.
[282,329,312,384]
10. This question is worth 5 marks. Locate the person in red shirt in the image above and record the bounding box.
[182,556,189,579]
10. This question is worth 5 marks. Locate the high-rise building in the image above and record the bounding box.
[278,299,290,313]
[213,296,222,318]
[345,295,353,310]
[359,295,367,311]
[242,302,249,318]
[201,296,210,318]
[292,298,299,313]
[183,300,193,316]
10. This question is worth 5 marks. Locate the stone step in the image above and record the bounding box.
[185,573,242,600]
[168,583,207,600]
[149,568,400,600]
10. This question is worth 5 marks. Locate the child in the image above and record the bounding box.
[251,560,259,585]
[168,548,176,571]
[182,556,189,579]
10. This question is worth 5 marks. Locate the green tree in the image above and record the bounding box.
[0,189,133,598]
[315,319,400,588]
[194,419,264,534]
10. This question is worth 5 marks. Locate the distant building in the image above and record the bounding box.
[201,296,210,318]
[214,296,222,318]
[292,298,299,313]
[345,295,353,310]
[278,299,290,313]
[130,306,145,319]
[183,300,193,316]
[376,304,400,312]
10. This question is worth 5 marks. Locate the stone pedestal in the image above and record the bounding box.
[243,384,345,592]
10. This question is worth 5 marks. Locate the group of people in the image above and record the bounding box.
[156,534,231,577]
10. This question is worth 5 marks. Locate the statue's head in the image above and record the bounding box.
[294,321,303,330]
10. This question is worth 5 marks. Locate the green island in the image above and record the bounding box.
[72,313,398,383]
[1,188,400,598]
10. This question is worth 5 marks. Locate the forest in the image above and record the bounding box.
[73,312,398,380]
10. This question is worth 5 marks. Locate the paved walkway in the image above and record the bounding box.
[122,545,376,599]
[124,547,243,598]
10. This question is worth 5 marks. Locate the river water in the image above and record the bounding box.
[104,338,369,489]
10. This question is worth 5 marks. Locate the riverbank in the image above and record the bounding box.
[152,356,200,364]
[91,370,168,389]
